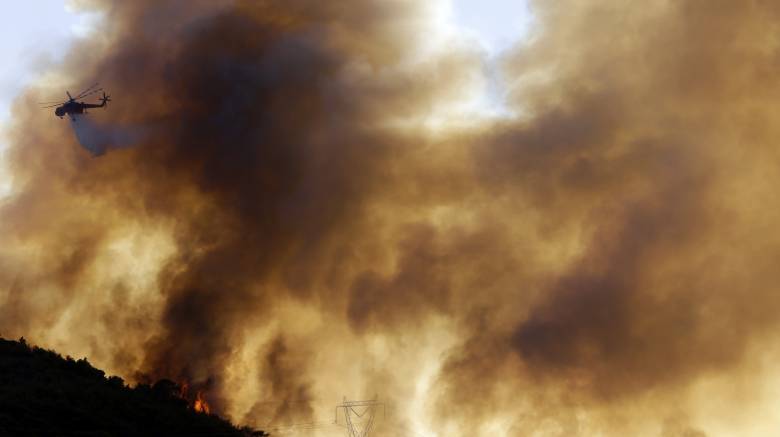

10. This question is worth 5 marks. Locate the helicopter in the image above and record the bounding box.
[39,83,111,121]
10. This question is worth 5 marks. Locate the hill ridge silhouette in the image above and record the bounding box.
[0,336,267,437]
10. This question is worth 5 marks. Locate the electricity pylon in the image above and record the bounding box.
[334,397,385,437]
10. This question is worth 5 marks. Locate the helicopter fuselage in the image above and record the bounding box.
[41,85,110,120]
[55,101,106,118]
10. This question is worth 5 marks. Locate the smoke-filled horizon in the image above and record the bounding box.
[2,1,780,435]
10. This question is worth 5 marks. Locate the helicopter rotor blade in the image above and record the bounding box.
[74,82,100,99]
[73,89,102,100]
[76,89,103,100]
[77,88,104,100]
[38,83,107,109]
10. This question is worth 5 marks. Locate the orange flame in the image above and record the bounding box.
[177,380,210,414]
[193,390,211,414]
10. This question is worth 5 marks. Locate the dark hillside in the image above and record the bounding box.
[0,337,267,437]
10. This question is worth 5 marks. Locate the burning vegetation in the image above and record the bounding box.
[0,337,264,436]
[194,390,212,415]
[176,381,212,415]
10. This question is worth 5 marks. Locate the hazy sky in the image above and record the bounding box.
[0,0,531,196]
[0,0,532,125]
[0,1,87,122]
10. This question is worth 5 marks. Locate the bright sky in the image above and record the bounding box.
[0,1,84,196]
[450,0,533,54]
[0,1,91,122]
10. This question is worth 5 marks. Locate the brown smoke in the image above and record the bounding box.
[2,0,780,435]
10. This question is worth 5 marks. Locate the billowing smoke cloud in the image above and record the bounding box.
[2,0,780,435]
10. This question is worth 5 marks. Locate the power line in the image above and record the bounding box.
[334,397,385,437]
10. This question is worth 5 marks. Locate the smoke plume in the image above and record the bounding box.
[2,0,780,435]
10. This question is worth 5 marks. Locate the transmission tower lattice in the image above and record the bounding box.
[334,397,385,437]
